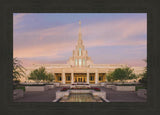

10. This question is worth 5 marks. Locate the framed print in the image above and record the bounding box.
[0,0,160,115]
[13,13,147,103]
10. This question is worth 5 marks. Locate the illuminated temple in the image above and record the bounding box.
[24,21,145,84]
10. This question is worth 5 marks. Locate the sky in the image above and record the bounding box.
[13,13,147,67]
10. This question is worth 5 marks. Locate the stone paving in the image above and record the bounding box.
[100,87,146,102]
[14,87,61,102]
[14,87,146,102]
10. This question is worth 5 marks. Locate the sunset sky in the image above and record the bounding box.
[13,13,147,67]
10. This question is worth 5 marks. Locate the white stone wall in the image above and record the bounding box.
[56,91,70,99]
[25,86,47,92]
[20,64,145,83]
[113,86,135,91]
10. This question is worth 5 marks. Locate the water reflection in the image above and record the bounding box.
[59,93,103,102]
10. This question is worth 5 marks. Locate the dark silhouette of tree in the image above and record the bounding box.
[13,57,26,81]
[139,59,147,88]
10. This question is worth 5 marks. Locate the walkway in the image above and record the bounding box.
[101,87,146,102]
[14,87,61,102]
[14,87,146,102]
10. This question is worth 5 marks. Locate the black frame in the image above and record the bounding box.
[0,0,160,115]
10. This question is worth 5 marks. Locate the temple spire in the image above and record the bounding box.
[79,20,81,34]
[78,20,82,41]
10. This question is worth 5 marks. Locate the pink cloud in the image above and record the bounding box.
[82,18,146,48]
[14,41,75,58]
[14,15,146,67]
[19,58,67,67]
[121,59,146,67]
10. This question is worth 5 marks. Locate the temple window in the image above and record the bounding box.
[58,76,62,81]
[83,59,85,65]
[79,59,82,66]
[66,76,71,81]
[99,76,103,81]
[90,76,94,81]
[79,48,81,56]
[75,59,77,66]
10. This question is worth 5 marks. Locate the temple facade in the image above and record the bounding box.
[23,21,145,84]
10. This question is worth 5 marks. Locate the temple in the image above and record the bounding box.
[24,21,145,84]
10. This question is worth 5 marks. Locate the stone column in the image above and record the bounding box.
[87,70,89,84]
[95,70,98,84]
[62,70,65,84]
[71,72,74,84]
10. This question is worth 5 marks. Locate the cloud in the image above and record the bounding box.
[120,59,146,67]
[82,18,146,48]
[13,14,147,67]
[18,58,67,67]
[14,41,74,58]
[13,13,26,29]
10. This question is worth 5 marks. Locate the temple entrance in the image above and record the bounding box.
[74,73,87,83]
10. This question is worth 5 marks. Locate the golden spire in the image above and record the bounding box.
[78,20,82,41]
[79,20,81,34]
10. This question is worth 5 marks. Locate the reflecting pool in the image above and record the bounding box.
[59,93,103,102]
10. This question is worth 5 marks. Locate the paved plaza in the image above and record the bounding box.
[101,87,146,102]
[14,87,146,102]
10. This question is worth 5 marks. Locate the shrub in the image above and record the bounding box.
[16,86,25,92]
[21,84,46,86]
[115,84,135,86]
[136,86,146,91]
[93,87,101,91]
[139,70,147,88]
[61,87,69,91]
[60,87,101,91]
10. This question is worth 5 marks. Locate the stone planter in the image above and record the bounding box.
[60,84,70,87]
[105,84,115,89]
[46,84,54,89]
[69,90,92,93]
[137,89,147,99]
[70,85,90,88]
[13,89,24,100]
[90,84,100,87]
[25,86,48,92]
[114,85,135,91]
[54,83,60,87]
[56,91,70,99]
[100,82,107,87]
[92,91,106,99]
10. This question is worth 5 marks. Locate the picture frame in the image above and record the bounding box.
[0,0,159,115]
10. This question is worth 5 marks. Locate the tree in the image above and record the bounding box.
[106,72,114,82]
[107,67,137,83]
[13,57,26,81]
[28,66,54,83]
[46,73,54,82]
[139,70,147,87]
[139,59,147,87]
